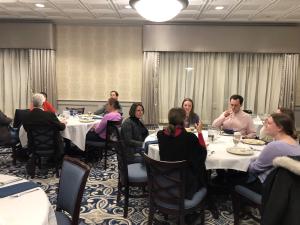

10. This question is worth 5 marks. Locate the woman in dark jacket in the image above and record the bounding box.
[0,110,13,145]
[157,107,207,199]
[121,103,149,163]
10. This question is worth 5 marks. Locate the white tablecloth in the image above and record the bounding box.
[19,116,101,151]
[146,130,265,172]
[0,174,57,225]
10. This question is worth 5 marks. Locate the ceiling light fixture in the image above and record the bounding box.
[129,0,189,22]
[125,5,132,9]
[215,6,224,10]
[35,3,45,8]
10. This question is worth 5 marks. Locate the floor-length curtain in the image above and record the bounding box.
[0,49,31,117]
[29,49,57,108]
[279,54,299,109]
[157,52,292,124]
[141,52,159,124]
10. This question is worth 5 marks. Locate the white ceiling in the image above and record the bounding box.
[1,0,300,24]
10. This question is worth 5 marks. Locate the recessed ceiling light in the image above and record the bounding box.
[125,5,132,9]
[35,3,45,8]
[215,6,224,10]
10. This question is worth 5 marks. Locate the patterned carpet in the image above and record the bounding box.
[0,148,259,225]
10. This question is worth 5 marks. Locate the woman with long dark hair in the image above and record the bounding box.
[157,107,207,199]
[248,113,300,193]
[121,103,148,163]
[181,98,199,128]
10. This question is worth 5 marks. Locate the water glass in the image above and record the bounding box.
[207,125,215,143]
[233,132,241,146]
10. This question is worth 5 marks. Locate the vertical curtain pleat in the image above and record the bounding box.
[29,49,57,108]
[141,52,159,124]
[0,49,31,117]
[279,54,299,109]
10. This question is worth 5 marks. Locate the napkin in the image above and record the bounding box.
[0,181,40,198]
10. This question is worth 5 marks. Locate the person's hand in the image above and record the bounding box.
[224,109,232,117]
[195,122,203,133]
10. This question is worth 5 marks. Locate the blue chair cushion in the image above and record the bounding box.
[55,211,72,225]
[128,163,147,183]
[155,187,207,210]
[235,185,262,204]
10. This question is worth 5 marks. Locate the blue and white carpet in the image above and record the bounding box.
[0,148,259,225]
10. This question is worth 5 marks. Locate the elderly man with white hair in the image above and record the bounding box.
[23,93,66,160]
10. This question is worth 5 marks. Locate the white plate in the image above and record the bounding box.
[226,147,254,156]
[242,139,265,145]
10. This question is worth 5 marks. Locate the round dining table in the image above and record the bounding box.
[144,130,265,172]
[19,115,101,151]
[0,174,57,225]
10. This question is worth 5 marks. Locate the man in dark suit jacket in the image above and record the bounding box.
[23,93,66,157]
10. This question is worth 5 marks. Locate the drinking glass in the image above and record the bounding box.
[207,125,215,144]
[233,132,241,146]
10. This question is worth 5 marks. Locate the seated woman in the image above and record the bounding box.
[181,98,199,128]
[260,107,295,142]
[0,110,13,145]
[86,98,122,142]
[121,103,148,163]
[157,107,207,199]
[248,113,300,194]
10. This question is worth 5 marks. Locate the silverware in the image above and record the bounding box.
[10,188,40,198]
[249,146,261,152]
[0,177,23,186]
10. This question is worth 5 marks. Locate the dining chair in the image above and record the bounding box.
[143,153,207,225]
[13,109,30,129]
[232,184,262,225]
[85,120,121,168]
[26,124,62,178]
[114,141,148,218]
[66,107,85,115]
[55,156,91,225]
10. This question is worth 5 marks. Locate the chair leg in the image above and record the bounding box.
[124,186,129,218]
[12,146,17,165]
[104,148,107,170]
[232,192,241,225]
[179,215,184,225]
[117,181,121,205]
[200,207,205,225]
[148,202,155,225]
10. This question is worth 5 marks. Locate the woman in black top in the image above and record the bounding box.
[157,107,207,199]
[0,110,13,145]
[121,103,148,163]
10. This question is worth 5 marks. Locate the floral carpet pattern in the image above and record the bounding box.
[0,148,259,225]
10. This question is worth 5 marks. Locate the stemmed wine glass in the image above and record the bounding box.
[233,132,241,147]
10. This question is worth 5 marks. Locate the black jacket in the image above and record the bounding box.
[262,155,300,225]
[121,117,148,163]
[157,128,207,199]
[0,110,12,145]
[23,108,65,132]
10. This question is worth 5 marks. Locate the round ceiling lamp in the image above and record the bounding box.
[129,0,189,22]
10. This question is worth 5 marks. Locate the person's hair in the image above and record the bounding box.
[107,97,120,110]
[230,94,244,105]
[40,91,47,99]
[129,103,144,118]
[278,107,295,123]
[167,108,185,135]
[181,98,196,117]
[32,93,45,108]
[271,113,297,139]
[110,90,119,97]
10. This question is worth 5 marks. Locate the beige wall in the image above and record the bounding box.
[56,25,143,102]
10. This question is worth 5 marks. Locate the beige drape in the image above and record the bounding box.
[279,54,299,109]
[155,52,298,123]
[141,52,160,124]
[29,49,57,108]
[0,49,31,117]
